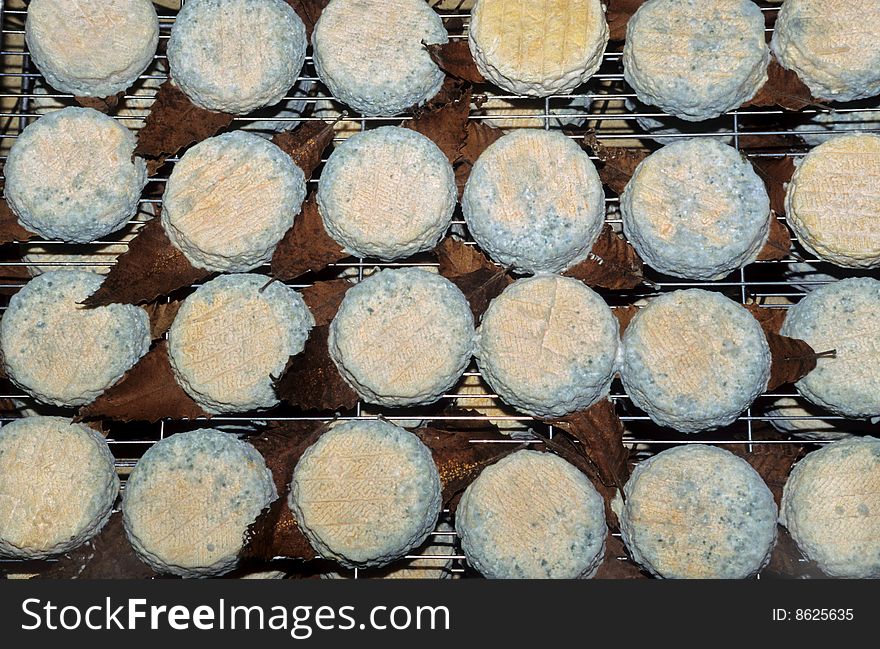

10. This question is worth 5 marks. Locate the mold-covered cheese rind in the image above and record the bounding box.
[317,126,456,260]
[621,139,771,280]
[616,444,778,579]
[25,0,159,98]
[456,450,607,579]
[781,437,880,578]
[0,416,118,559]
[0,271,151,407]
[122,429,277,578]
[289,420,442,568]
[623,0,769,122]
[780,277,880,419]
[771,0,880,103]
[468,0,609,97]
[462,129,605,274]
[785,134,880,269]
[162,131,306,273]
[167,0,307,115]
[312,0,448,117]
[4,107,148,244]
[167,274,314,414]
[621,289,771,433]
[476,275,620,418]
[329,268,475,407]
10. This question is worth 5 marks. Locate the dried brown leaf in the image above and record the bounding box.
[551,399,630,491]
[415,75,469,116]
[766,332,826,391]
[0,196,37,244]
[581,131,649,195]
[757,214,793,261]
[81,218,209,307]
[435,237,512,319]
[452,267,513,320]
[142,300,181,340]
[242,421,327,562]
[405,85,472,165]
[751,155,796,215]
[275,325,358,412]
[272,120,336,181]
[594,533,647,579]
[270,194,348,282]
[455,120,504,195]
[285,0,330,41]
[425,40,485,83]
[745,303,788,336]
[38,512,158,579]
[745,59,817,112]
[606,0,647,41]
[300,279,351,327]
[78,341,210,422]
[75,92,124,114]
[135,80,233,175]
[436,236,494,276]
[564,224,645,290]
[612,305,640,336]
[414,426,520,509]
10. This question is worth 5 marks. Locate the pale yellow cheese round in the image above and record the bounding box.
[786,134,880,268]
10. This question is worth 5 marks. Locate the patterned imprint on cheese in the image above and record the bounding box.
[26,0,158,96]
[636,299,753,402]
[469,0,608,96]
[772,0,880,101]
[291,421,441,567]
[0,418,117,557]
[174,296,284,399]
[123,430,275,576]
[781,438,880,577]
[786,134,880,266]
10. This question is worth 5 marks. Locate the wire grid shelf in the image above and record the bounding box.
[0,0,878,577]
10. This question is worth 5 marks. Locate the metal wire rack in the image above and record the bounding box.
[1,0,878,578]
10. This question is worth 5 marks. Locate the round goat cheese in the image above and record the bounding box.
[312,0,448,116]
[167,274,314,414]
[456,450,607,579]
[167,0,307,114]
[772,0,880,102]
[0,416,118,559]
[0,271,150,407]
[462,129,605,274]
[780,277,880,419]
[616,444,778,579]
[4,107,147,244]
[621,289,770,433]
[123,429,277,578]
[289,419,442,568]
[623,0,769,121]
[329,268,475,407]
[781,437,880,578]
[162,131,306,273]
[785,133,880,269]
[476,275,620,418]
[317,126,456,260]
[25,0,159,98]
[621,138,771,280]
[468,0,609,97]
